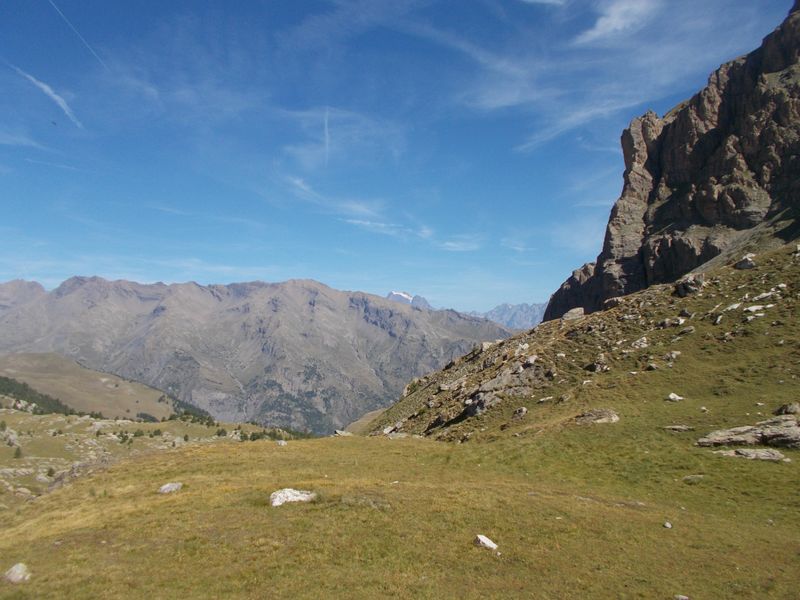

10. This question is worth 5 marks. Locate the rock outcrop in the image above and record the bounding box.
[545,4,800,320]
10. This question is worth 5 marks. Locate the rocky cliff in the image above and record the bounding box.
[0,277,509,433]
[544,2,800,320]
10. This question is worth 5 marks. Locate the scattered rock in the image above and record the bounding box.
[697,416,800,448]
[603,297,623,309]
[646,363,659,371]
[682,475,704,485]
[631,336,649,349]
[513,407,528,420]
[734,254,756,270]
[575,409,619,425]
[664,351,681,361]
[562,307,585,320]
[474,534,498,550]
[276,440,288,447]
[674,595,691,600]
[4,563,30,584]
[674,274,705,298]
[666,393,684,402]
[158,482,183,494]
[774,403,800,415]
[663,425,694,432]
[333,430,353,437]
[714,448,787,462]
[270,488,317,507]
[677,326,696,336]
[663,521,673,529]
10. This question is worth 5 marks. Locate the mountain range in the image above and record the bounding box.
[0,277,509,433]
[468,302,547,330]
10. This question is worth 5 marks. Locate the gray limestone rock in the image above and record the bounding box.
[575,409,619,425]
[544,7,800,320]
[697,415,800,448]
[714,448,787,461]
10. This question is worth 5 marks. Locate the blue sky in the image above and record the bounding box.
[0,0,792,311]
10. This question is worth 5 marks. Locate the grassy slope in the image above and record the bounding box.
[0,246,798,598]
[0,353,172,420]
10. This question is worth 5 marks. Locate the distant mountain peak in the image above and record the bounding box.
[386,291,432,310]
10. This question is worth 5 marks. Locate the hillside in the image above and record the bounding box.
[545,2,800,320]
[369,243,800,443]
[0,278,508,434]
[0,248,797,597]
[0,353,173,420]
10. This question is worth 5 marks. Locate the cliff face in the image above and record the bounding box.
[544,3,800,320]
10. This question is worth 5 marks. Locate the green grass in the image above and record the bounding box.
[0,434,797,598]
[1,245,799,598]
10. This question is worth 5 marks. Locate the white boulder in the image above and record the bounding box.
[270,488,317,507]
[4,563,30,584]
[474,534,498,550]
[158,482,183,494]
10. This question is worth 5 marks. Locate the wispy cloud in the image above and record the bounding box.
[12,66,84,129]
[0,130,45,149]
[574,0,663,45]
[284,175,381,218]
[281,106,405,171]
[46,0,109,70]
[25,158,79,171]
[437,235,482,252]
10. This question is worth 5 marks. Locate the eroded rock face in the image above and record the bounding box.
[545,6,800,320]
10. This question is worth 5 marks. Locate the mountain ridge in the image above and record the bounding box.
[0,275,510,433]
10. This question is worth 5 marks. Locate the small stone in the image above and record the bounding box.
[646,363,659,371]
[513,407,528,419]
[734,254,756,270]
[682,475,704,485]
[474,534,498,550]
[700,406,708,413]
[674,595,691,600]
[4,563,30,584]
[574,409,619,425]
[333,430,353,437]
[158,482,183,494]
[276,440,288,446]
[663,425,694,432]
[270,488,317,507]
[666,393,684,402]
[631,336,649,349]
[663,521,673,529]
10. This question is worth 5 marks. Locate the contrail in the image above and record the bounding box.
[324,106,330,167]
[13,65,84,129]
[47,0,109,70]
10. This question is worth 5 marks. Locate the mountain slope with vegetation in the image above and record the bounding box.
[0,353,174,421]
[0,278,508,434]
